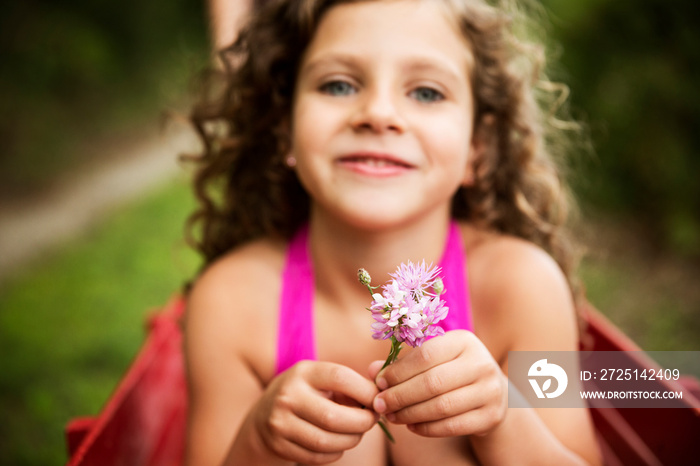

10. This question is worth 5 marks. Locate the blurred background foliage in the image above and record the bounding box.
[0,0,208,198]
[542,0,700,257]
[0,0,698,464]
[0,180,198,465]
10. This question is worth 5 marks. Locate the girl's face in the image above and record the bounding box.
[291,0,477,231]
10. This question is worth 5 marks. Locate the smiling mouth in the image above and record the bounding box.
[343,156,410,167]
[337,153,414,177]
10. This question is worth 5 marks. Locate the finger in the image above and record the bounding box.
[330,391,363,408]
[294,390,378,434]
[390,384,485,424]
[263,412,347,464]
[367,360,384,380]
[306,361,379,408]
[268,432,345,465]
[374,357,476,414]
[285,416,366,454]
[376,330,471,389]
[407,406,500,438]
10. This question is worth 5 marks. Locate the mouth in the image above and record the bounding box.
[337,152,415,177]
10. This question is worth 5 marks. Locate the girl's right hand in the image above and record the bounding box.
[244,360,380,465]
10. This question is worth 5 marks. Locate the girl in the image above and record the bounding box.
[184,0,601,464]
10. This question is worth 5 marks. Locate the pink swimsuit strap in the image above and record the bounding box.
[276,222,473,375]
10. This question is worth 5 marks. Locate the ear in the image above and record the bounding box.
[277,118,296,168]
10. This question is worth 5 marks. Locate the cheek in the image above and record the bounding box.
[428,120,473,170]
[290,102,311,155]
[289,104,327,195]
[290,99,333,158]
[424,125,474,192]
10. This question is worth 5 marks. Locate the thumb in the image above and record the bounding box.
[367,360,385,383]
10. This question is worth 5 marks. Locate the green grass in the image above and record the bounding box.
[0,177,198,465]
[580,251,700,352]
[575,214,700,352]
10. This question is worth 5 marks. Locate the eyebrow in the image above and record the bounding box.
[400,57,467,84]
[299,53,362,77]
[301,53,469,83]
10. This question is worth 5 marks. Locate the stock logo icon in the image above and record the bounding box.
[528,359,568,399]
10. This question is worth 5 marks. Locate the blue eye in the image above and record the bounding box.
[320,80,356,96]
[410,87,444,103]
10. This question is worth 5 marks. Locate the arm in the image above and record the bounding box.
[206,0,254,55]
[467,242,600,465]
[370,239,601,465]
[184,257,275,465]
[184,252,379,466]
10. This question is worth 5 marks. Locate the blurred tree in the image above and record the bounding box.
[0,0,207,197]
[3,0,698,257]
[541,0,700,256]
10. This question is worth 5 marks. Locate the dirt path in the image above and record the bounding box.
[0,127,199,283]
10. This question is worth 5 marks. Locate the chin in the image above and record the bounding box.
[311,190,452,233]
[335,208,434,234]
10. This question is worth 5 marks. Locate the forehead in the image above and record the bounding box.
[303,0,474,71]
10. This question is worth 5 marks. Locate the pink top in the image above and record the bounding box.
[276,222,474,375]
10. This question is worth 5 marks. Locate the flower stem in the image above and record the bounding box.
[359,271,400,444]
[378,418,395,443]
[382,337,402,370]
[376,337,402,444]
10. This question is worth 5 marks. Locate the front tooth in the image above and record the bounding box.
[359,158,396,167]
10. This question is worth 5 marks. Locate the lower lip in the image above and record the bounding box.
[336,159,413,178]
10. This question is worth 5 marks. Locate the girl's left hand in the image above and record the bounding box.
[369,330,507,438]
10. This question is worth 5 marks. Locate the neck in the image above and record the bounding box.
[307,208,451,312]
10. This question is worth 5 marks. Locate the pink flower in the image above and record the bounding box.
[358,261,449,443]
[391,260,442,298]
[365,263,448,347]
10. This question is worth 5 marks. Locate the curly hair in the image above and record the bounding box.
[186,0,583,299]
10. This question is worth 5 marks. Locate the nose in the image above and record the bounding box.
[350,87,406,134]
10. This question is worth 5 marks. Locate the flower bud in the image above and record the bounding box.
[433,277,444,296]
[358,268,372,286]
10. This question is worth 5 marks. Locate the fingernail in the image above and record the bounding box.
[385,413,396,422]
[374,397,386,413]
[376,377,388,390]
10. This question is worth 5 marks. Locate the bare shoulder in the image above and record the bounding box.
[459,224,578,360]
[185,237,287,381]
[462,225,570,302]
[188,238,286,307]
[187,238,286,321]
